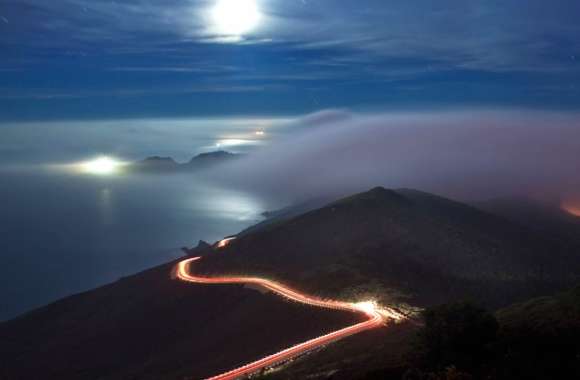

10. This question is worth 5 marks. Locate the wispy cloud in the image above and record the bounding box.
[107,65,239,74]
[3,0,580,119]
[210,109,580,202]
[0,84,281,100]
[5,0,580,73]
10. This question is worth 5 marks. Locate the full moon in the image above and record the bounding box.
[211,0,261,36]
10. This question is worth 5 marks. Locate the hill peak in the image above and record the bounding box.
[333,186,411,208]
[367,186,402,198]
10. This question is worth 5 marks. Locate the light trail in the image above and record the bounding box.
[175,240,407,380]
[216,237,236,249]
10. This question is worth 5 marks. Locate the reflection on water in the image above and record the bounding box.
[0,170,265,321]
[191,185,264,221]
[99,188,114,226]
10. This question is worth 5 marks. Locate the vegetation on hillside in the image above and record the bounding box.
[401,286,580,379]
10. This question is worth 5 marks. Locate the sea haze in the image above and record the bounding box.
[0,115,279,321]
[0,169,264,321]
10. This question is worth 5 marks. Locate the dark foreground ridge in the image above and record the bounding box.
[1,187,579,379]
[200,187,579,309]
[0,258,360,379]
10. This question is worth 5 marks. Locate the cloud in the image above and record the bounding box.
[5,0,580,73]
[259,0,580,73]
[107,65,238,73]
[0,84,280,100]
[0,116,287,165]
[208,109,580,203]
[297,109,352,126]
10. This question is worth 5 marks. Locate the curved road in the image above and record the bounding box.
[175,238,406,380]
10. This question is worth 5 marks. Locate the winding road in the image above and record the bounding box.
[175,238,406,380]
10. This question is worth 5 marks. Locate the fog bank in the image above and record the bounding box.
[209,109,580,203]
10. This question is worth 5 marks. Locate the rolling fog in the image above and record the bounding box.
[210,109,580,205]
[2,108,580,320]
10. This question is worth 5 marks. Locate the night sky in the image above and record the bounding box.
[2,0,580,121]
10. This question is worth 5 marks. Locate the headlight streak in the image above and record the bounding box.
[174,239,408,380]
[216,237,236,248]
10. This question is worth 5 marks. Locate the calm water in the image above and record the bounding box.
[0,170,265,321]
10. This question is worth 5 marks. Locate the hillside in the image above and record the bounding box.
[475,196,580,248]
[494,286,580,379]
[0,253,360,379]
[129,151,238,174]
[198,187,579,309]
[1,187,579,379]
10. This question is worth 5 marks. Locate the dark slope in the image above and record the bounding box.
[199,187,579,309]
[262,321,417,380]
[475,196,580,248]
[2,187,578,380]
[0,257,360,379]
[497,284,580,337]
[266,286,580,380]
[494,285,580,379]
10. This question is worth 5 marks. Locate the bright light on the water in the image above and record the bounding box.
[211,0,261,36]
[80,156,124,175]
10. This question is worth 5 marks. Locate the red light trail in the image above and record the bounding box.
[175,238,406,380]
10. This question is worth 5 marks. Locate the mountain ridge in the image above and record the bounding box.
[198,187,579,309]
[129,150,238,174]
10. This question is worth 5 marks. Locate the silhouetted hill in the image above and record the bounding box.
[198,187,579,309]
[186,150,237,168]
[132,156,180,173]
[129,150,238,174]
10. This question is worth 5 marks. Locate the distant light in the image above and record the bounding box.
[217,237,236,248]
[216,138,258,148]
[80,156,124,175]
[562,200,580,217]
[255,130,265,136]
[211,0,261,36]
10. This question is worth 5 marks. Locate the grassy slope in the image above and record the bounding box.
[198,187,578,310]
[2,187,579,379]
[0,258,360,379]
